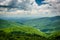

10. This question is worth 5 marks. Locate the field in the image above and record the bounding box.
[0,16,60,40]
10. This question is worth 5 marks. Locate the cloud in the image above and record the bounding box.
[0,0,11,5]
[32,0,60,16]
[0,0,33,11]
[43,0,60,15]
[0,0,5,3]
[0,0,60,19]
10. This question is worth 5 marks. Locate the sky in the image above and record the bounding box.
[0,0,60,19]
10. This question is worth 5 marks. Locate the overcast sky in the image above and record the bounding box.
[0,0,60,19]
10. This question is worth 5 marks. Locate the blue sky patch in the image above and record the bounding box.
[35,0,45,5]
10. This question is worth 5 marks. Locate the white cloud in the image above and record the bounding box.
[32,0,60,16]
[0,0,11,5]
[0,0,60,19]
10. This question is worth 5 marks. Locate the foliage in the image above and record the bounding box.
[0,30,48,40]
[0,18,60,40]
[48,31,60,40]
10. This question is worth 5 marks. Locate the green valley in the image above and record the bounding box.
[0,16,60,40]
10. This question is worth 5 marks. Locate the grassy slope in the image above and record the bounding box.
[0,19,47,37]
[48,31,60,40]
[0,20,47,40]
[23,16,60,33]
[0,18,60,40]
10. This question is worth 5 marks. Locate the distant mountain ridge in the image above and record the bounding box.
[0,19,47,37]
[0,16,60,34]
[23,16,60,33]
[0,17,60,40]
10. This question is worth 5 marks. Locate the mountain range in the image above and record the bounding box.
[23,16,60,33]
[0,16,60,40]
[0,16,60,34]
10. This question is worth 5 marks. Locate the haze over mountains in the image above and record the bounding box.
[0,0,60,40]
[0,16,60,34]
[23,16,60,33]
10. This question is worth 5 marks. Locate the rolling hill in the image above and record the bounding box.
[0,16,60,40]
[0,19,47,37]
[23,16,60,33]
[48,31,60,40]
[0,19,47,40]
